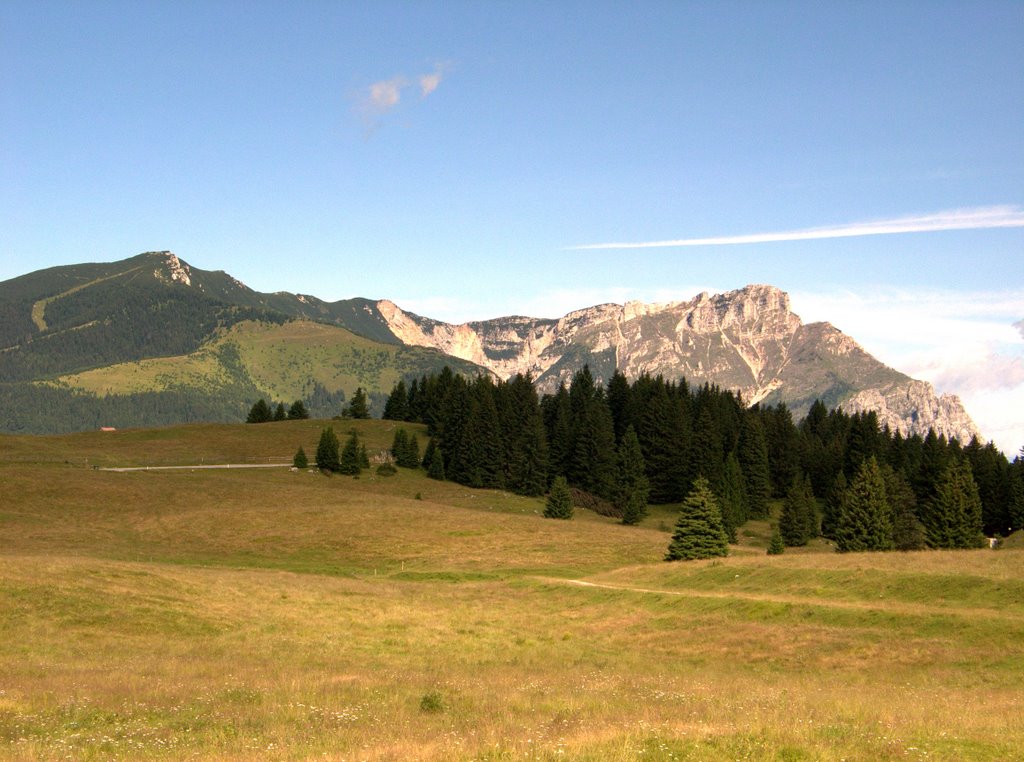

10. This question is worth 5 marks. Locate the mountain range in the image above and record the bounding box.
[0,251,981,442]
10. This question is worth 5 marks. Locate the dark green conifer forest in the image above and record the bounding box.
[375,366,1022,550]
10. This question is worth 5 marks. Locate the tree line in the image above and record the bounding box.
[375,366,1024,552]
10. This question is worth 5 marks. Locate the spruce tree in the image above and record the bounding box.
[391,428,409,464]
[1010,451,1024,533]
[287,400,310,419]
[883,464,926,550]
[920,458,985,549]
[338,431,362,475]
[718,452,748,543]
[763,404,800,497]
[542,383,573,480]
[615,426,649,525]
[403,433,421,469]
[426,442,446,481]
[566,368,617,499]
[779,473,816,546]
[738,414,771,518]
[665,477,729,561]
[459,378,505,489]
[293,445,308,469]
[273,402,287,421]
[504,373,549,498]
[345,387,370,419]
[315,427,340,472]
[383,380,410,421]
[246,399,272,423]
[422,436,437,469]
[605,369,633,443]
[691,404,724,491]
[821,470,848,540]
[767,529,785,555]
[834,456,893,552]
[544,475,574,519]
[635,380,689,504]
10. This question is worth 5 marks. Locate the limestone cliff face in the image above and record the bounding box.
[840,381,982,445]
[376,285,981,441]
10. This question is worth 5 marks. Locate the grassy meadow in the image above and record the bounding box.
[1,419,1022,760]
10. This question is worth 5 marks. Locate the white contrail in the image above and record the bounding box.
[570,205,1024,250]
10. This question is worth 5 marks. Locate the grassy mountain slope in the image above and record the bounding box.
[46,319,482,408]
[0,251,403,384]
[0,253,485,432]
[1,419,1022,760]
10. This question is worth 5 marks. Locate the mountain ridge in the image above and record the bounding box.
[0,253,982,442]
[374,284,981,443]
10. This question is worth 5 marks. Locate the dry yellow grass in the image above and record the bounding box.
[1,421,1022,760]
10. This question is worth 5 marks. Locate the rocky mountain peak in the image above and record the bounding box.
[148,251,193,287]
[375,284,981,442]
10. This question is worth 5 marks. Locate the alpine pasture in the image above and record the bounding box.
[1,419,1021,760]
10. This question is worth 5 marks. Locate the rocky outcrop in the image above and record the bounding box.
[840,380,982,444]
[376,284,982,441]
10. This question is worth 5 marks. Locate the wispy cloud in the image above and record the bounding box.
[355,62,449,133]
[570,206,1024,250]
[367,76,407,114]
[418,62,448,97]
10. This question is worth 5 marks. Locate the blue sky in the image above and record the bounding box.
[2,1,1022,452]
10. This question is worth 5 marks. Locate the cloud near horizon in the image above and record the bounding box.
[792,287,1024,455]
[570,206,1024,250]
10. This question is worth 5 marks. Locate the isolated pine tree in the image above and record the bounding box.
[293,445,308,469]
[615,426,649,525]
[767,529,785,555]
[665,477,729,561]
[834,456,893,552]
[544,475,574,519]
[315,427,340,472]
[338,431,362,475]
[921,458,985,549]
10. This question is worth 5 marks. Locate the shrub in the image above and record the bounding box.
[419,691,444,714]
